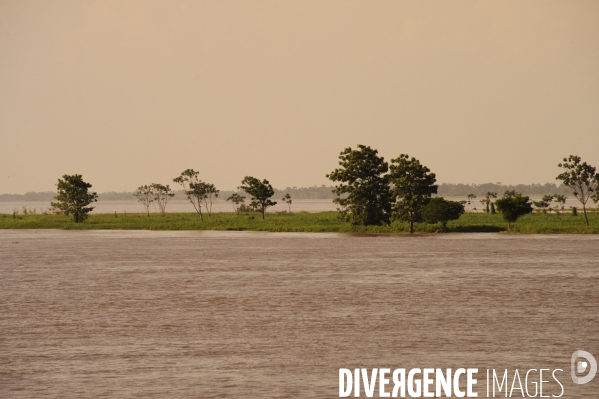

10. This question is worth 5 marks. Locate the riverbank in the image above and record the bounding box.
[1,211,598,233]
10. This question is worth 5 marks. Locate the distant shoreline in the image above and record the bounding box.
[0,182,570,202]
[0,197,588,217]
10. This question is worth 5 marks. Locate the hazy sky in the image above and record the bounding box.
[1,1,598,193]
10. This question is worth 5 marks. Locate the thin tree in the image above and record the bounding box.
[282,193,292,213]
[554,194,567,212]
[226,192,246,213]
[467,193,477,212]
[133,185,154,216]
[389,154,437,233]
[173,169,208,221]
[480,191,497,213]
[51,174,98,223]
[239,176,277,219]
[200,183,219,216]
[591,174,599,211]
[543,194,555,213]
[151,183,175,216]
[466,194,476,210]
[533,195,553,213]
[556,155,599,225]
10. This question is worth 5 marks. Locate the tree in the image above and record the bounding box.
[467,193,477,212]
[51,174,98,223]
[544,194,555,213]
[422,197,465,231]
[593,174,599,205]
[133,185,154,216]
[533,195,553,214]
[389,154,437,233]
[226,192,246,213]
[554,194,567,212]
[151,183,174,216]
[239,176,277,219]
[495,191,533,230]
[326,145,392,225]
[543,195,555,213]
[173,169,208,221]
[200,183,219,216]
[480,191,497,213]
[282,193,292,212]
[556,155,598,225]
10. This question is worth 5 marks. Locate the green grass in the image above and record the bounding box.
[1,211,598,234]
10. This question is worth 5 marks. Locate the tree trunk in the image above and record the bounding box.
[583,204,589,225]
[262,208,265,219]
[409,220,414,234]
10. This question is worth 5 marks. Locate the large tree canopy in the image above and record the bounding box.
[326,145,392,226]
[495,191,533,230]
[421,197,464,231]
[51,174,98,223]
[239,176,277,219]
[389,154,438,233]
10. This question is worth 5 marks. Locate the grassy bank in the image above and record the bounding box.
[1,211,599,233]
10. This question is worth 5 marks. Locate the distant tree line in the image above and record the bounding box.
[436,182,567,197]
[0,191,57,202]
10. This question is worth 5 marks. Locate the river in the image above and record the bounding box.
[0,231,597,398]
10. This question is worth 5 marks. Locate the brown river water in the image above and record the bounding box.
[1,231,597,398]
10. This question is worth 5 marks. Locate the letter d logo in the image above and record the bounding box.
[571,350,597,384]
